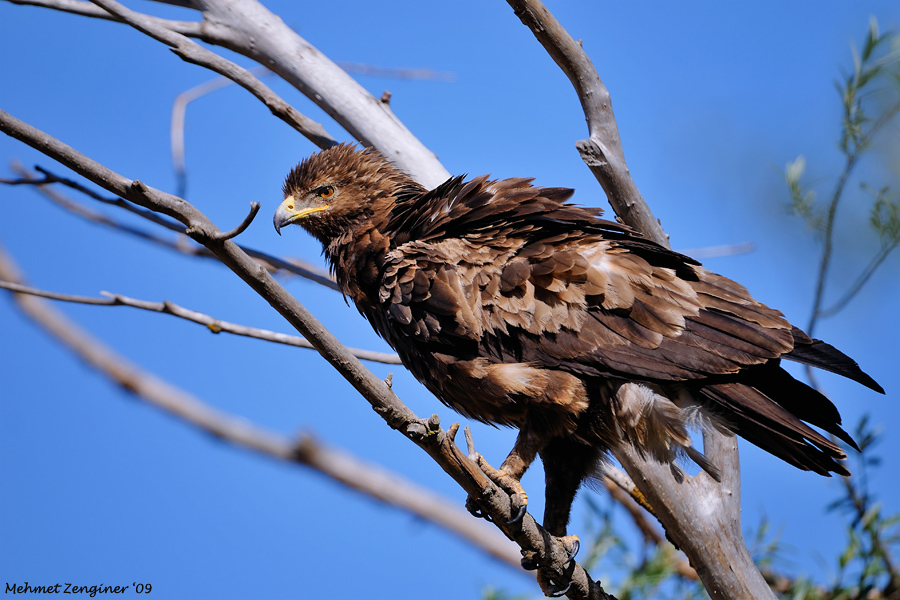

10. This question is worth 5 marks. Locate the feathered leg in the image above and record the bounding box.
[541,437,601,538]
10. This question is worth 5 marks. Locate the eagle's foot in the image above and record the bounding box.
[539,572,573,598]
[477,455,528,524]
[464,495,493,522]
[536,536,580,597]
[520,534,579,572]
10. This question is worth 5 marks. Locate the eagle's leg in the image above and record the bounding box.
[519,438,599,576]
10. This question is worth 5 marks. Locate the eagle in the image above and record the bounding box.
[274,143,883,559]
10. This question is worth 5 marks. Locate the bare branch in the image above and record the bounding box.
[86,0,337,150]
[29,164,186,231]
[3,164,339,290]
[171,74,240,198]
[679,242,755,260]
[336,62,456,83]
[5,0,451,186]
[505,0,667,247]
[5,0,205,36]
[820,240,900,318]
[0,280,402,364]
[170,67,272,197]
[208,201,259,241]
[0,242,517,570]
[187,0,451,188]
[0,108,617,600]
[504,2,773,599]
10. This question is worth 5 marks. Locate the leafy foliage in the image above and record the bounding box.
[784,18,900,336]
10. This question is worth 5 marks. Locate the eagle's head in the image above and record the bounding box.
[274,143,422,242]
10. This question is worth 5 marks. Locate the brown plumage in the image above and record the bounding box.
[274,143,884,541]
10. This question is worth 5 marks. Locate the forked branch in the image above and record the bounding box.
[0,108,615,600]
[504,1,771,598]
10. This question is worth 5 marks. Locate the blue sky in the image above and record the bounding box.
[1,1,899,598]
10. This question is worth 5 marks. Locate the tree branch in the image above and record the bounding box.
[504,2,771,599]
[0,279,402,364]
[85,0,336,150]
[5,0,206,36]
[505,0,667,246]
[185,0,451,187]
[0,241,519,570]
[2,164,339,290]
[0,108,616,600]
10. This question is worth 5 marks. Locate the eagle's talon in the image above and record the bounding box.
[508,502,527,525]
[520,555,539,571]
[476,455,529,525]
[546,580,572,598]
[539,572,573,598]
[560,535,580,563]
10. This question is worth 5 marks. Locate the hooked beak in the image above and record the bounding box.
[273,196,329,235]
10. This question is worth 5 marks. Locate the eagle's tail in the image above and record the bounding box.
[699,366,858,476]
[786,326,884,393]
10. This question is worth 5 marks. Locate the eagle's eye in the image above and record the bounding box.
[317,185,335,199]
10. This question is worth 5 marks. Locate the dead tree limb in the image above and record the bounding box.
[0,242,519,570]
[505,1,772,598]
[0,108,616,600]
[0,280,402,364]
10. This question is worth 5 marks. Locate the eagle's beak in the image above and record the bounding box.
[273,196,329,235]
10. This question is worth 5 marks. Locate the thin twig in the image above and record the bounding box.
[0,280,402,364]
[678,242,755,260]
[807,96,900,337]
[820,241,900,318]
[5,0,205,36]
[170,61,450,197]
[171,74,244,198]
[3,164,339,290]
[336,62,456,82]
[210,202,259,241]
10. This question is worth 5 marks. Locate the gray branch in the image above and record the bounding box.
[87,0,336,150]
[0,108,614,600]
[505,0,667,247]
[4,164,339,290]
[6,0,206,36]
[504,1,771,598]
[6,0,451,185]
[0,280,402,364]
[179,0,452,188]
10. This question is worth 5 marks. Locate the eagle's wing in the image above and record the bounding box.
[376,177,881,475]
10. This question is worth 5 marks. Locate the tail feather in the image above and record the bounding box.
[750,365,858,450]
[700,382,850,476]
[787,327,884,394]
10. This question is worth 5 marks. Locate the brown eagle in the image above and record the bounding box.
[274,143,883,552]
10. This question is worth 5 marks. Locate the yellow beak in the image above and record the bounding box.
[273,196,329,235]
